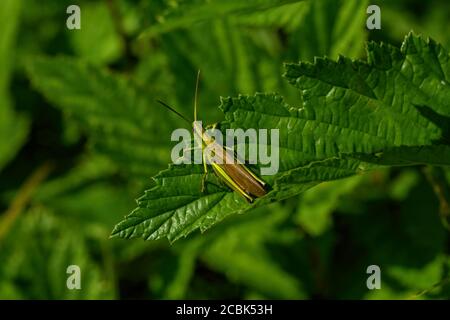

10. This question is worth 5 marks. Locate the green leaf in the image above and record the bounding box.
[287,0,369,61]
[33,155,133,228]
[234,1,308,31]
[296,175,363,236]
[26,56,178,178]
[0,0,29,171]
[69,2,123,65]
[200,204,306,299]
[139,0,304,39]
[0,208,115,299]
[336,176,448,299]
[284,34,450,165]
[110,94,371,243]
[112,33,450,243]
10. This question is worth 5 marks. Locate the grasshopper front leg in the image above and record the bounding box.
[173,146,203,164]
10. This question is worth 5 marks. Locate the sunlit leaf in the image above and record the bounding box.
[112,33,450,243]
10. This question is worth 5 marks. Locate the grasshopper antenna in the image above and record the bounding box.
[156,99,192,124]
[194,70,200,122]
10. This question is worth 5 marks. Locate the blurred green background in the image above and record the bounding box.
[0,0,449,299]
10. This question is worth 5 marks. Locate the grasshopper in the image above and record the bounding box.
[157,71,266,202]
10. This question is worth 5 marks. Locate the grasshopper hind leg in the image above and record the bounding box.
[200,147,208,193]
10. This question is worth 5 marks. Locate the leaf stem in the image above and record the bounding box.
[408,276,450,299]
[0,162,53,242]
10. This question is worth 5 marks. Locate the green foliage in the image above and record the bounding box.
[69,2,123,65]
[0,0,29,171]
[287,0,369,61]
[200,204,306,299]
[139,0,305,39]
[0,207,114,299]
[0,0,449,300]
[112,33,450,243]
[284,34,450,165]
[295,176,363,235]
[26,57,177,178]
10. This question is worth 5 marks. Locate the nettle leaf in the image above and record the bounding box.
[68,2,123,65]
[26,57,178,177]
[287,0,369,61]
[111,94,369,242]
[139,0,304,39]
[285,33,450,165]
[234,1,308,31]
[112,33,450,243]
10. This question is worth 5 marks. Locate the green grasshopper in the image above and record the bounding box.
[157,71,266,202]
